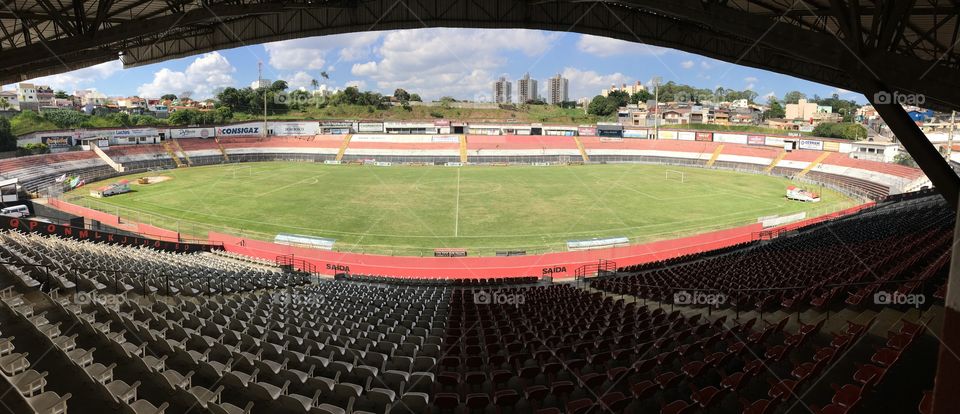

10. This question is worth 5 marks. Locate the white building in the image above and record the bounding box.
[730,99,750,109]
[548,74,569,105]
[75,89,109,106]
[493,76,512,104]
[602,81,646,97]
[16,83,40,111]
[0,90,20,111]
[517,73,538,103]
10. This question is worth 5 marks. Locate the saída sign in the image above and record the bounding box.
[1,218,217,253]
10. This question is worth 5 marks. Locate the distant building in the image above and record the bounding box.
[146,99,169,118]
[766,118,803,130]
[116,97,147,114]
[493,76,512,104]
[785,98,835,121]
[0,90,20,111]
[517,73,538,103]
[548,74,569,105]
[75,89,109,107]
[729,99,749,109]
[602,81,646,97]
[36,86,55,109]
[16,83,39,111]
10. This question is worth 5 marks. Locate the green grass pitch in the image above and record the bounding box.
[69,162,858,255]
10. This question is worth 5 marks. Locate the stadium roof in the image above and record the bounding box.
[2,0,960,209]
[1,0,959,110]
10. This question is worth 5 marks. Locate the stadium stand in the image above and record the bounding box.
[0,137,925,203]
[0,189,945,413]
[594,193,952,312]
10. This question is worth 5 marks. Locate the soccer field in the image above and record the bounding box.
[68,162,858,255]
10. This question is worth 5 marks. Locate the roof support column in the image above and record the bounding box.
[933,204,960,414]
[864,84,960,414]
[863,85,959,210]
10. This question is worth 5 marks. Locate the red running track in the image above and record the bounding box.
[208,203,876,279]
[209,224,763,279]
[47,198,874,280]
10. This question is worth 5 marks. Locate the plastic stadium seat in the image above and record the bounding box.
[565,398,593,414]
[742,397,780,414]
[660,400,695,414]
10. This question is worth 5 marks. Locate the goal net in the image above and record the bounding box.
[665,170,685,183]
[230,165,253,179]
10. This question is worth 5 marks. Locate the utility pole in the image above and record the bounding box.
[653,76,661,140]
[259,61,267,140]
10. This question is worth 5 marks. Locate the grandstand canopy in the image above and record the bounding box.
[1,0,958,111]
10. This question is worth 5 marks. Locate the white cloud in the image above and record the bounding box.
[351,62,378,77]
[345,80,367,90]
[285,71,319,91]
[762,91,777,101]
[560,67,631,100]
[680,60,695,69]
[263,32,382,71]
[744,76,758,83]
[700,61,713,70]
[831,87,855,96]
[576,35,670,57]
[745,83,755,90]
[137,52,235,98]
[355,28,560,99]
[21,60,123,92]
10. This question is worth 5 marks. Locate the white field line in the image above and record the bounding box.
[455,167,461,237]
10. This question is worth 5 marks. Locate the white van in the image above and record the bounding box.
[0,205,30,218]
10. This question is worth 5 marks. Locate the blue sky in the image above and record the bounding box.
[6,28,865,103]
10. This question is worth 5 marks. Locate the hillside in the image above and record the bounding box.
[232,104,613,124]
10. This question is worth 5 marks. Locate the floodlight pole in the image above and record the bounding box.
[259,60,268,140]
[653,76,661,140]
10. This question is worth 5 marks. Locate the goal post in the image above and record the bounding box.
[230,165,253,179]
[665,170,685,183]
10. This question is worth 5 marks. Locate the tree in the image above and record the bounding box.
[393,88,411,110]
[310,79,320,108]
[111,112,130,126]
[588,96,615,116]
[811,93,859,122]
[606,90,630,108]
[270,80,288,91]
[168,109,198,125]
[42,109,89,128]
[894,152,917,168]
[54,90,69,99]
[393,88,411,103]
[0,97,10,111]
[715,87,725,100]
[630,90,652,105]
[214,106,233,123]
[160,94,178,101]
[0,118,16,151]
[763,97,786,119]
[783,91,806,104]
[320,71,329,80]
[409,93,422,102]
[439,96,457,109]
[812,122,867,141]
